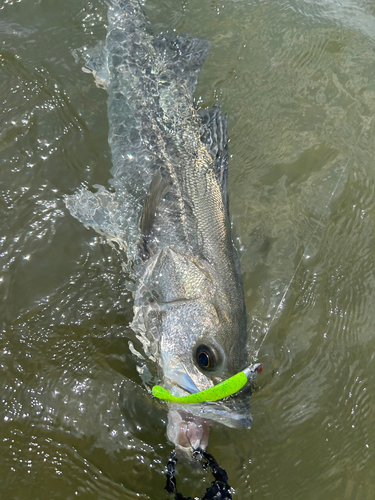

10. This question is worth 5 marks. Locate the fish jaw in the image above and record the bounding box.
[159,356,253,454]
[161,358,211,453]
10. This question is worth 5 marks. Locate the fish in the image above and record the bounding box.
[66,0,253,455]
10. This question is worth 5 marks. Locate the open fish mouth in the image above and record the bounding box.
[160,364,261,453]
[167,409,211,452]
[166,396,253,454]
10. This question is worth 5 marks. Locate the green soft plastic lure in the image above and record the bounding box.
[152,363,262,404]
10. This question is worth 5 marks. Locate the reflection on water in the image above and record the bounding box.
[1,0,375,498]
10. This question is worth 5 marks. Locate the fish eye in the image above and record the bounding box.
[195,344,219,372]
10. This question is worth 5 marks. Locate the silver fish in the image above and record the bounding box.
[66,0,251,454]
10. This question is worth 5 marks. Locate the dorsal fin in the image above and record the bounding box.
[199,105,229,214]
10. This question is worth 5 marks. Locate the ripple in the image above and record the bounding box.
[0,427,145,499]
[288,0,375,42]
[1,0,375,498]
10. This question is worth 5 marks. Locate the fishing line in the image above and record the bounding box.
[252,123,367,361]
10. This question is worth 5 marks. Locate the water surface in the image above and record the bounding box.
[1,0,375,498]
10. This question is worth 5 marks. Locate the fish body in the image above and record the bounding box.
[66,0,250,452]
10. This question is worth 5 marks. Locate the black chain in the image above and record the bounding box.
[165,451,178,495]
[164,448,233,500]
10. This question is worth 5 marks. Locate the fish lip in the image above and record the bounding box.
[170,400,253,428]
[166,382,253,430]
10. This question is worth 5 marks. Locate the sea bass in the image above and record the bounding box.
[66,0,251,453]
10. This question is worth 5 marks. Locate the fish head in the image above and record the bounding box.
[158,296,250,455]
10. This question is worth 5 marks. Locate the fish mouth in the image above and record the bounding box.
[167,409,211,452]
[164,370,254,454]
[166,397,253,455]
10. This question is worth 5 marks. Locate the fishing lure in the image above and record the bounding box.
[152,363,262,403]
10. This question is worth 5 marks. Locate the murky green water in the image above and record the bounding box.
[1,0,375,498]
